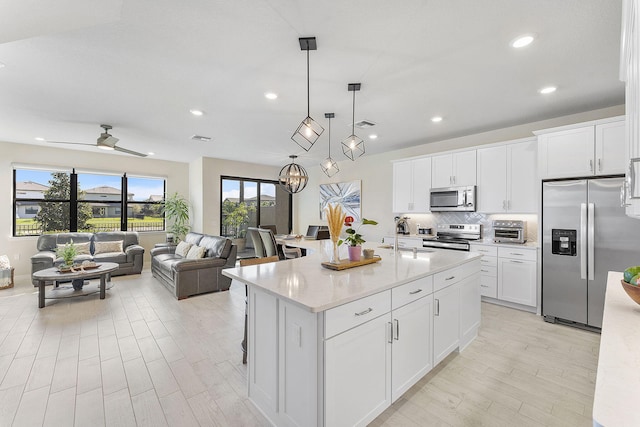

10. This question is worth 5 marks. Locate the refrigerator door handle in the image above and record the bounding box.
[580,203,588,280]
[588,203,595,280]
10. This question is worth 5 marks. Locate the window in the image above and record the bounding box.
[220,176,292,252]
[13,168,166,236]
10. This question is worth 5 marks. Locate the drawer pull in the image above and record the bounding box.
[409,289,423,295]
[355,308,373,316]
[510,260,523,264]
[510,253,524,256]
[480,284,488,288]
[445,276,455,281]
[481,269,489,273]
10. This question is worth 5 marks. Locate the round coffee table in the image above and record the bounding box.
[32,262,119,308]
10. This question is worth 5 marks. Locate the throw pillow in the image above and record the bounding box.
[186,245,206,259]
[94,240,124,254]
[0,255,10,269]
[57,242,91,255]
[175,241,192,257]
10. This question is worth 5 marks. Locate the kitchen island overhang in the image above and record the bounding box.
[223,241,482,427]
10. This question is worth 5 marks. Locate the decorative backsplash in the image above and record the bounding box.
[401,212,539,242]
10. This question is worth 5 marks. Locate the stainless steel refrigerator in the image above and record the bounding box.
[542,177,640,329]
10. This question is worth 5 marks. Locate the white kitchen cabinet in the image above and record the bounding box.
[536,117,625,180]
[433,282,459,365]
[431,150,476,188]
[390,294,433,402]
[620,0,640,218]
[325,313,391,427]
[459,274,481,350]
[392,157,431,213]
[497,247,537,307]
[476,138,537,213]
[470,243,498,299]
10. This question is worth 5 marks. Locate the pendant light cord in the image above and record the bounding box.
[306,47,310,118]
[328,118,331,157]
[351,89,356,136]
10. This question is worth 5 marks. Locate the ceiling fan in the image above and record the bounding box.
[47,124,147,157]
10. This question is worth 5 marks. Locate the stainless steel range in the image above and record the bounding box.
[422,224,482,251]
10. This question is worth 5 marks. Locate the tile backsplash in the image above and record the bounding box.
[401,212,538,242]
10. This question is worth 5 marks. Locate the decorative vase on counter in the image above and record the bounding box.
[330,241,340,264]
[348,246,362,262]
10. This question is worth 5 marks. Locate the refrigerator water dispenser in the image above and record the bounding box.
[551,229,576,256]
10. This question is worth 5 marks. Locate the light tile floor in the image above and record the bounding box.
[0,272,599,426]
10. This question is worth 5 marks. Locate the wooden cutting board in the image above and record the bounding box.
[321,256,382,271]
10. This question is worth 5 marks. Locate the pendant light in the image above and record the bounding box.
[341,83,365,161]
[320,113,339,177]
[291,37,324,151]
[279,155,309,194]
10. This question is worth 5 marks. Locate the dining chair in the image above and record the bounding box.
[247,227,266,258]
[259,224,278,235]
[258,228,280,258]
[239,255,279,364]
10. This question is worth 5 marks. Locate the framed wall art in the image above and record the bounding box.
[319,180,361,221]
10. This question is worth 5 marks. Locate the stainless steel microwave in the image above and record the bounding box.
[429,186,476,212]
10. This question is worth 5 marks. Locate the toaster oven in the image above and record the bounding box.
[493,220,527,244]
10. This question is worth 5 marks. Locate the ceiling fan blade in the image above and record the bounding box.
[47,140,97,147]
[113,145,148,157]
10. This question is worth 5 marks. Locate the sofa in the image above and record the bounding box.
[151,232,237,299]
[31,231,145,285]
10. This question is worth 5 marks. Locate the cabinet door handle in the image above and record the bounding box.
[502,200,506,210]
[445,275,455,281]
[394,319,399,340]
[409,288,423,295]
[388,321,393,343]
[598,158,602,172]
[435,299,440,316]
[355,307,373,316]
[589,159,594,172]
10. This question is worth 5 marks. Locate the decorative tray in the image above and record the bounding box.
[57,264,101,273]
[321,256,381,271]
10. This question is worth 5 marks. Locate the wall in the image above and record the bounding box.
[0,141,189,281]
[295,105,625,243]
[192,157,281,235]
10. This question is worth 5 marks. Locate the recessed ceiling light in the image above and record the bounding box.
[189,109,204,116]
[147,152,155,156]
[511,35,535,48]
[539,86,557,94]
[431,116,443,123]
[265,92,278,100]
[369,134,378,140]
[35,137,45,141]
[0,62,6,69]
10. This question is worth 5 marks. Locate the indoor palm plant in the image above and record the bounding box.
[339,218,378,261]
[162,192,190,243]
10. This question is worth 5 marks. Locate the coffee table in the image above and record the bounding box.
[32,262,118,308]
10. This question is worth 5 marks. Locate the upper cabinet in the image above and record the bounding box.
[392,157,431,213]
[477,138,537,213]
[620,0,640,218]
[431,150,476,188]
[535,117,626,180]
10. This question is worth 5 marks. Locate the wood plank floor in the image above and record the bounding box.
[0,272,599,426]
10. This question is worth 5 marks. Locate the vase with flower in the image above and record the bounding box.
[339,218,378,262]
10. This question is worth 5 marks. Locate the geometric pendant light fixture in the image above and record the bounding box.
[291,37,324,151]
[341,83,365,161]
[279,155,309,194]
[320,113,339,177]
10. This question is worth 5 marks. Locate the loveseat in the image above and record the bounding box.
[31,231,145,285]
[151,232,237,299]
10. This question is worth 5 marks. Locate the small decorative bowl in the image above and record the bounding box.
[621,280,640,305]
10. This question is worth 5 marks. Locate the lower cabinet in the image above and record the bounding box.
[433,283,460,365]
[325,314,391,427]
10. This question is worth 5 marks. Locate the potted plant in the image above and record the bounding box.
[222,201,256,251]
[56,240,78,269]
[339,218,378,261]
[162,192,190,243]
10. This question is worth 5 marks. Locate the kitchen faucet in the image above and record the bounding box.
[394,216,409,254]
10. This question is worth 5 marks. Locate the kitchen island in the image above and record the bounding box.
[223,241,481,427]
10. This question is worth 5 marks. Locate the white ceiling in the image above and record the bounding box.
[0,0,625,168]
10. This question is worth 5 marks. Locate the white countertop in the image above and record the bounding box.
[593,271,640,427]
[223,240,480,313]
